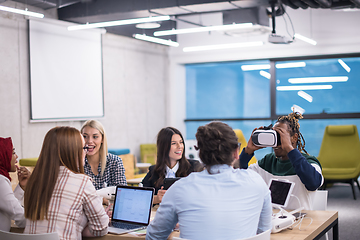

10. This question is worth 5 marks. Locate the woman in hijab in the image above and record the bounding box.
[0,137,31,231]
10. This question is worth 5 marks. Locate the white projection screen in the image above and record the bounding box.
[29,18,104,121]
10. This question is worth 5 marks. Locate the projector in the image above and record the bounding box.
[268,33,293,44]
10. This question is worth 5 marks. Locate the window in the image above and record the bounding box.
[185,55,360,160]
[276,57,360,115]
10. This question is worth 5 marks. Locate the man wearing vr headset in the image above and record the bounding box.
[238,112,323,210]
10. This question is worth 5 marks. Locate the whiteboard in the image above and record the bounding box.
[29,18,104,121]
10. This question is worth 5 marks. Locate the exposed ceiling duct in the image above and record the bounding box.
[282,0,360,9]
[1,0,359,40]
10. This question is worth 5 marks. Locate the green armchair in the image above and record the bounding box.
[318,125,360,200]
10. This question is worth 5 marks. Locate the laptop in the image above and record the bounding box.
[108,185,155,235]
[268,179,295,209]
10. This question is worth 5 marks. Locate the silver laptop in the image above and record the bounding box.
[108,185,155,235]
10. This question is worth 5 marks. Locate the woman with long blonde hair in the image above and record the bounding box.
[24,126,108,239]
[81,120,127,191]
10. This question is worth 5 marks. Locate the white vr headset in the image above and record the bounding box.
[251,129,281,148]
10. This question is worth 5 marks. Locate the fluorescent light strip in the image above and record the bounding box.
[183,41,263,52]
[298,91,313,102]
[0,5,44,18]
[242,62,306,71]
[241,64,270,71]
[154,23,253,36]
[291,104,305,115]
[134,34,179,47]
[275,62,306,68]
[288,76,348,84]
[277,85,333,91]
[68,15,170,31]
[259,70,271,79]
[294,33,317,45]
[338,59,351,72]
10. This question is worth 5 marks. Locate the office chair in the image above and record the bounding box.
[234,129,257,165]
[0,230,59,240]
[140,144,157,165]
[239,229,271,240]
[312,190,329,240]
[120,153,147,183]
[317,125,360,200]
[173,230,271,240]
[19,157,38,167]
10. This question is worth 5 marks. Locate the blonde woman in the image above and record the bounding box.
[81,120,127,191]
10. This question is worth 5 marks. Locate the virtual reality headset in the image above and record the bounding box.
[251,126,281,147]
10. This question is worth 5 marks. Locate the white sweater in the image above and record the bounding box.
[0,174,26,231]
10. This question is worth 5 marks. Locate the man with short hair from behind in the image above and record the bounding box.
[146,121,272,240]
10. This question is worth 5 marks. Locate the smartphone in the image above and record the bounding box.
[292,212,307,220]
[163,177,181,190]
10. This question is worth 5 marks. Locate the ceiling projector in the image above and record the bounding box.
[268,33,293,44]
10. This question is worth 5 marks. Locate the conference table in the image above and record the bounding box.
[82,210,338,240]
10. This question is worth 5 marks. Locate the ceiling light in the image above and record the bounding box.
[288,76,348,84]
[154,23,253,36]
[136,23,161,29]
[338,59,351,72]
[241,64,270,71]
[275,62,306,68]
[294,33,317,45]
[298,91,313,102]
[0,5,44,18]
[277,85,333,91]
[242,62,306,71]
[291,104,305,114]
[183,41,263,52]
[68,15,170,31]
[133,34,179,47]
[259,71,271,79]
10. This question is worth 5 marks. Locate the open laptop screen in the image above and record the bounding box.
[112,186,154,225]
[269,179,295,208]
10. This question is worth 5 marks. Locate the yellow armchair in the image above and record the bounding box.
[140,143,157,165]
[318,125,360,200]
[234,129,257,166]
[19,157,38,167]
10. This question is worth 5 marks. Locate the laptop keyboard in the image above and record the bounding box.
[112,222,142,230]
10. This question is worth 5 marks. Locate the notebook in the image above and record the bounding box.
[268,179,295,209]
[108,185,155,235]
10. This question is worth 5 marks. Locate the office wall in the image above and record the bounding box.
[0,7,169,160]
[1,3,360,159]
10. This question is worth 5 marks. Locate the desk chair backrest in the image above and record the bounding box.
[172,229,271,240]
[239,229,271,240]
[140,144,157,165]
[311,190,328,211]
[0,230,59,240]
[234,129,257,165]
[318,125,360,179]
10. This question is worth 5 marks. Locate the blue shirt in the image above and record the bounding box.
[146,164,272,240]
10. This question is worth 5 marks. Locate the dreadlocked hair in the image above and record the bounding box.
[277,112,308,155]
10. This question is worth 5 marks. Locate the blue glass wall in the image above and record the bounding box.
[185,56,360,160]
[276,57,360,115]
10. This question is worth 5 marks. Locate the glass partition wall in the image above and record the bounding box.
[185,56,360,159]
